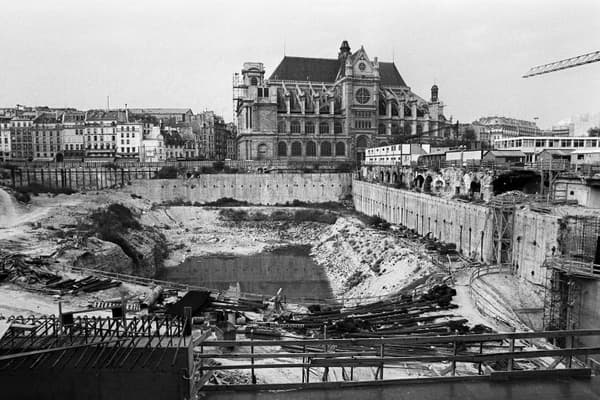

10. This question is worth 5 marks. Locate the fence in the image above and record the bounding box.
[194,329,600,391]
[4,166,162,191]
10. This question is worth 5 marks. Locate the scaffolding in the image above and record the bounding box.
[489,197,518,265]
[543,260,582,338]
[543,216,600,341]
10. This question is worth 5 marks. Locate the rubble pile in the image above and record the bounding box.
[0,251,59,285]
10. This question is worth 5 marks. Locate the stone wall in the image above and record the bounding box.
[353,180,495,262]
[123,173,352,205]
[361,165,495,201]
[512,210,560,285]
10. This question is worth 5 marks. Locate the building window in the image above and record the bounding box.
[355,88,371,104]
[250,77,258,86]
[277,141,287,157]
[378,123,386,135]
[291,141,302,156]
[305,121,315,134]
[319,122,329,134]
[335,141,346,156]
[357,135,368,148]
[321,141,332,156]
[306,141,316,156]
[291,120,301,134]
[334,121,342,134]
[278,121,286,133]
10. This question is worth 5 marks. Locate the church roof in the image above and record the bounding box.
[269,57,341,83]
[269,56,407,86]
[379,62,407,87]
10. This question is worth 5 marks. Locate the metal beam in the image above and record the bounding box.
[523,50,600,78]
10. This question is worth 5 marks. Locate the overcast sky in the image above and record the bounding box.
[0,0,598,129]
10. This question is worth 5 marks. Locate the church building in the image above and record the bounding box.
[234,41,448,162]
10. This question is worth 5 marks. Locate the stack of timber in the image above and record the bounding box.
[278,285,486,339]
[45,275,122,294]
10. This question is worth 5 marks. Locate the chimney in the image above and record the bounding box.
[125,103,129,123]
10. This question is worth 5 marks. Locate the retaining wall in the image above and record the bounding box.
[512,210,560,286]
[123,173,352,205]
[353,180,495,262]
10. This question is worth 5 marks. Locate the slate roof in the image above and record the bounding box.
[128,108,193,115]
[269,56,407,86]
[269,57,341,83]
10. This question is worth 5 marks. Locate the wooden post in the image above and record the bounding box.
[380,341,385,380]
[478,341,483,375]
[508,337,515,371]
[568,335,574,369]
[250,329,256,384]
[452,339,457,376]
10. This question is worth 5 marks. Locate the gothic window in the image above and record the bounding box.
[291,141,302,156]
[417,124,423,135]
[306,141,316,156]
[379,99,387,116]
[250,77,258,86]
[356,135,368,148]
[278,121,286,133]
[320,141,332,156]
[404,105,412,117]
[378,123,386,135]
[335,141,346,156]
[391,123,400,135]
[277,141,287,156]
[305,121,315,134]
[355,88,371,104]
[319,122,329,134]
[290,120,301,134]
[334,121,342,134]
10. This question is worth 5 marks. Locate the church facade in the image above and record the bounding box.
[234,41,448,162]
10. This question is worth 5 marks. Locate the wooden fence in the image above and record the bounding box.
[193,328,600,392]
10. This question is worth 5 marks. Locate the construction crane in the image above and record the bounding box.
[522,50,600,78]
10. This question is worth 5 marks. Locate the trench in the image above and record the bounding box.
[157,244,334,300]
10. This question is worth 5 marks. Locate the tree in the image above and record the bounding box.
[588,126,600,137]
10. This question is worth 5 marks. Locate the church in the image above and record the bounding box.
[234,41,448,162]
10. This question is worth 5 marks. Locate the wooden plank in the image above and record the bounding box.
[202,329,600,348]
[193,351,379,359]
[490,368,591,381]
[200,374,491,391]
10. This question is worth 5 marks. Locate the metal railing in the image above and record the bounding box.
[545,257,600,279]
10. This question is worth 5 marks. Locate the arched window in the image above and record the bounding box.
[290,120,301,134]
[320,141,332,156]
[356,135,368,148]
[416,124,423,136]
[391,123,400,135]
[250,77,258,86]
[257,143,268,160]
[334,121,342,134]
[305,121,315,134]
[306,141,317,156]
[277,141,287,157]
[391,102,399,116]
[291,141,302,156]
[335,141,346,156]
[319,121,329,134]
[378,123,386,135]
[278,120,286,133]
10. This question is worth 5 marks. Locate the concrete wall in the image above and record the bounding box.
[555,179,600,208]
[353,180,495,262]
[512,210,560,285]
[124,173,353,205]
